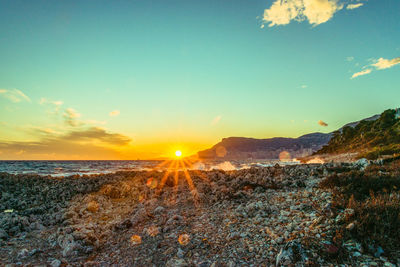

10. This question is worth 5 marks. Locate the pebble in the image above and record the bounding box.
[50,259,61,267]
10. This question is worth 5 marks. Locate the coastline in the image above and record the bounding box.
[1,162,399,266]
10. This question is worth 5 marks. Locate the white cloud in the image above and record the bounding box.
[0,89,31,103]
[346,3,363,10]
[371,57,400,70]
[351,56,400,79]
[303,0,344,25]
[109,110,120,117]
[346,56,354,62]
[211,115,222,125]
[262,0,344,27]
[351,68,372,78]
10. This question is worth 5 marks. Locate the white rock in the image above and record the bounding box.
[50,259,61,267]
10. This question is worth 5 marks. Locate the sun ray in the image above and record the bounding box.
[183,158,211,183]
[180,160,199,203]
[155,159,172,169]
[156,160,175,194]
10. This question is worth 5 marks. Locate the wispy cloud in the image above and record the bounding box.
[300,85,308,88]
[318,120,328,127]
[0,89,31,103]
[351,68,372,79]
[109,110,120,117]
[211,115,222,125]
[346,56,354,62]
[40,98,63,113]
[0,127,132,160]
[262,0,346,27]
[346,3,363,10]
[63,108,82,127]
[65,127,131,146]
[351,56,400,79]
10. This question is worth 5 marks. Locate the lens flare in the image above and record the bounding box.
[130,235,142,245]
[146,177,158,189]
[178,233,190,245]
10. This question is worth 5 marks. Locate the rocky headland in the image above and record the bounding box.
[1,160,400,266]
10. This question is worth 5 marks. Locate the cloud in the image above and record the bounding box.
[318,120,328,126]
[0,126,132,160]
[371,57,400,70]
[65,127,131,146]
[301,85,308,88]
[109,110,120,117]
[262,0,345,27]
[351,68,372,78]
[346,56,354,62]
[63,108,82,127]
[346,3,363,9]
[0,89,31,103]
[351,56,400,78]
[211,115,222,125]
[40,98,63,113]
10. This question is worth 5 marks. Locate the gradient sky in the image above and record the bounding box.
[0,0,399,159]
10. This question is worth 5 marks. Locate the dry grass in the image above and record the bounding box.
[320,160,400,260]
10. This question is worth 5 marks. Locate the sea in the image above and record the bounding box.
[0,160,301,177]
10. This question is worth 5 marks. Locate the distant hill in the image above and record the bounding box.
[315,109,400,159]
[197,108,400,161]
[197,132,332,160]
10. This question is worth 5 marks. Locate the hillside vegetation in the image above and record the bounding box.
[316,109,400,159]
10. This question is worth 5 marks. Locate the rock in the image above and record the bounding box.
[58,234,76,257]
[0,228,9,240]
[29,221,44,231]
[17,248,29,259]
[154,206,165,214]
[374,246,384,258]
[50,259,61,267]
[177,247,185,258]
[276,240,307,266]
[354,158,370,170]
[62,242,76,257]
[115,219,132,230]
[346,222,355,230]
[322,242,339,254]
[344,208,355,217]
[166,258,188,267]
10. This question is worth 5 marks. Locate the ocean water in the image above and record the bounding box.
[0,160,301,177]
[0,160,162,177]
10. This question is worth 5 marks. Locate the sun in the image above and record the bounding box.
[175,150,182,157]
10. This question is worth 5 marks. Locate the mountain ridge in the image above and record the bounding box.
[197,109,397,160]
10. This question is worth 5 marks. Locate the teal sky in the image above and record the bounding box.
[0,0,399,159]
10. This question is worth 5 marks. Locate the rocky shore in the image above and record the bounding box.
[1,161,399,266]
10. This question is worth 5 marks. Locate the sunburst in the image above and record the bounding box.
[153,150,209,204]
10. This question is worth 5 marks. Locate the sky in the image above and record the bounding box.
[0,0,399,160]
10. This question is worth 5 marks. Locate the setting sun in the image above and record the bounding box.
[175,150,182,157]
